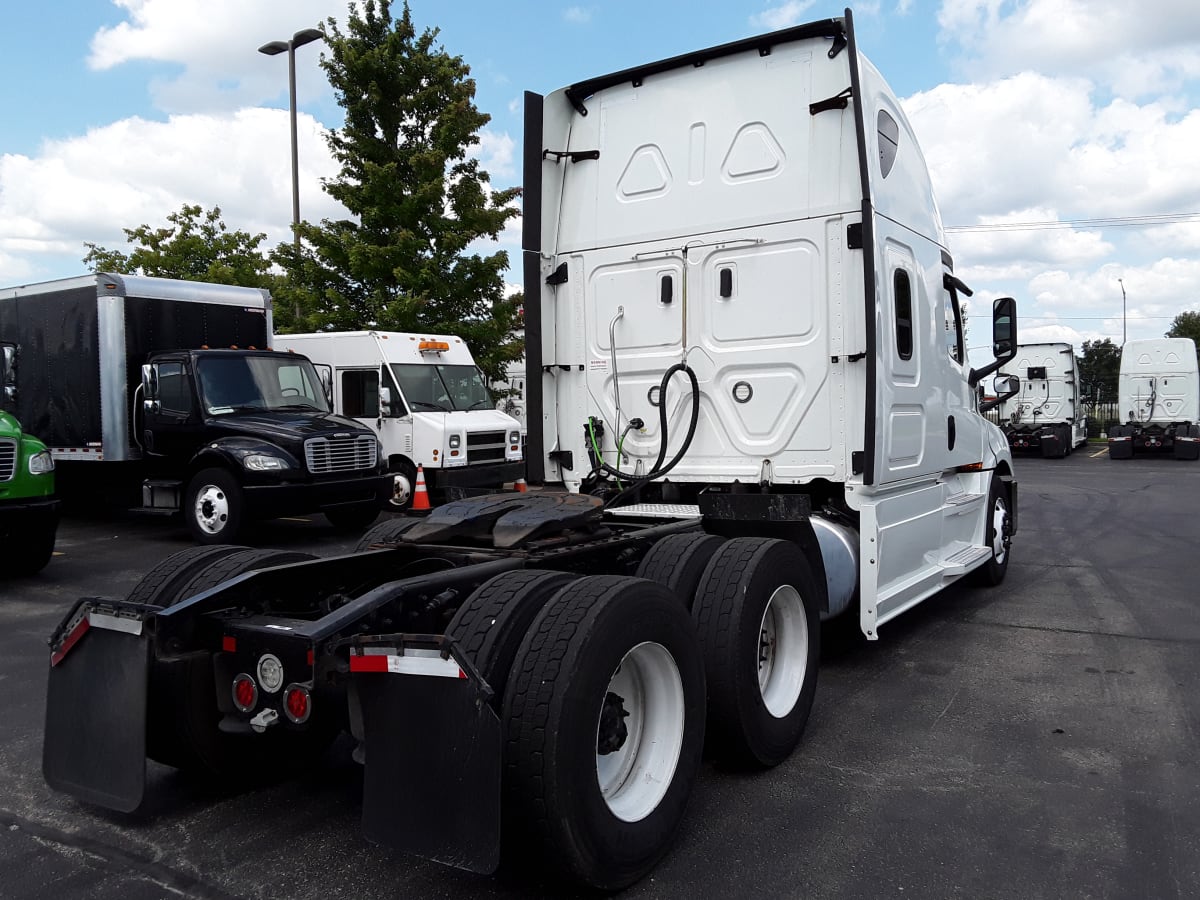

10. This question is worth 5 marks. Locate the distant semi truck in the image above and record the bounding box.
[996,342,1087,458]
[1108,337,1200,460]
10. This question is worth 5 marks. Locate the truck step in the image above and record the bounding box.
[940,545,992,575]
[943,492,984,508]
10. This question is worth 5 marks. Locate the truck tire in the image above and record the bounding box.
[324,503,380,533]
[173,548,317,603]
[692,538,820,768]
[185,468,244,544]
[971,477,1012,586]
[9,521,57,575]
[502,575,705,891]
[146,549,326,777]
[125,544,247,607]
[445,569,577,706]
[354,516,421,552]
[635,533,726,611]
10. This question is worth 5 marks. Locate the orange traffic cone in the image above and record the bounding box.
[514,477,528,493]
[412,464,431,512]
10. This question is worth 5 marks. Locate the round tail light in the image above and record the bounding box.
[232,674,258,712]
[284,684,311,724]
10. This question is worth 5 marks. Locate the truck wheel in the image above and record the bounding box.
[635,533,726,611]
[185,468,244,544]
[9,521,57,575]
[445,569,577,705]
[386,459,418,510]
[692,538,820,768]
[354,516,421,552]
[503,576,705,891]
[125,544,247,607]
[971,478,1012,586]
[324,503,380,533]
[147,549,326,776]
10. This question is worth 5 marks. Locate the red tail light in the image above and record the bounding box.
[284,685,311,724]
[232,674,258,712]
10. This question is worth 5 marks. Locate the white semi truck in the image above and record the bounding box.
[277,331,524,506]
[44,10,1021,891]
[996,342,1088,457]
[1108,337,1200,460]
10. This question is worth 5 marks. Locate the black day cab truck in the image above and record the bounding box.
[42,12,1022,892]
[0,273,390,542]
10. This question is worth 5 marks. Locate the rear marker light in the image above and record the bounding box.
[222,635,237,653]
[284,685,311,724]
[232,674,258,712]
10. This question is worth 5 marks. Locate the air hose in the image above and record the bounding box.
[593,362,701,509]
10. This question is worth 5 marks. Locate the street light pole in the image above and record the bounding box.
[259,28,323,254]
[1118,277,1127,346]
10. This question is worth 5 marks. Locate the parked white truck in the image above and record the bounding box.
[44,10,1021,892]
[996,342,1087,457]
[277,332,524,506]
[1108,337,1200,460]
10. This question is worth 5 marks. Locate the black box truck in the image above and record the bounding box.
[0,273,389,541]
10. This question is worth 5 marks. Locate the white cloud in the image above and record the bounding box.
[937,0,1200,96]
[750,1,817,30]
[562,6,592,25]
[89,0,343,113]
[475,130,516,179]
[0,109,342,279]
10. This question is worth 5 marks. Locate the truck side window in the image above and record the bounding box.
[157,362,194,415]
[894,269,913,361]
[342,369,380,417]
[945,291,965,365]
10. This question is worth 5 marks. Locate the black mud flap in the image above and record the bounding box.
[350,636,502,874]
[43,624,150,812]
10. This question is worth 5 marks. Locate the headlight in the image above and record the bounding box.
[243,454,288,471]
[448,434,461,449]
[509,431,521,445]
[28,450,54,474]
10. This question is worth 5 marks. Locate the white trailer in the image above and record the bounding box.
[1108,337,1200,459]
[996,342,1087,457]
[277,331,525,505]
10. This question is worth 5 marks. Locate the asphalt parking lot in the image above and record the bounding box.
[2,451,1199,899]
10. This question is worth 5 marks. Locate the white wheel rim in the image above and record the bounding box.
[194,484,229,535]
[757,585,808,718]
[389,473,413,507]
[595,641,685,823]
[991,497,1009,563]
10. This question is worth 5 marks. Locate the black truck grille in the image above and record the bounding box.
[305,435,378,474]
[0,440,14,482]
[467,430,507,465]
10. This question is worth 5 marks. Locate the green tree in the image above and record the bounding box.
[83,204,274,288]
[273,0,523,383]
[1077,338,1122,410]
[1166,310,1200,367]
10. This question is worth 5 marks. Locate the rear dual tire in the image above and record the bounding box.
[502,575,706,891]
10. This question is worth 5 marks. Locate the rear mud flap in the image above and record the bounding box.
[351,639,502,874]
[43,627,150,813]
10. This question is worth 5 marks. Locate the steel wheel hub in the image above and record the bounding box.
[194,484,229,534]
[757,584,808,718]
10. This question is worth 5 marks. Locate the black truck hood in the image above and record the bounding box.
[204,411,374,444]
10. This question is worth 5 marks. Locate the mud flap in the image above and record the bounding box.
[350,638,502,874]
[43,626,150,812]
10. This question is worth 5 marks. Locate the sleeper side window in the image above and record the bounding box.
[894,269,913,361]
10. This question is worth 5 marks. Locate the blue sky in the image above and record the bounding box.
[4,0,1200,353]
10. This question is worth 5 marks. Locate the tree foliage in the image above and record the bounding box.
[274,0,523,383]
[1077,338,1122,407]
[82,204,273,287]
[1166,310,1200,367]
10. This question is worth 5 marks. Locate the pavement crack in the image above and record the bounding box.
[0,808,244,900]
[960,618,1200,646]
